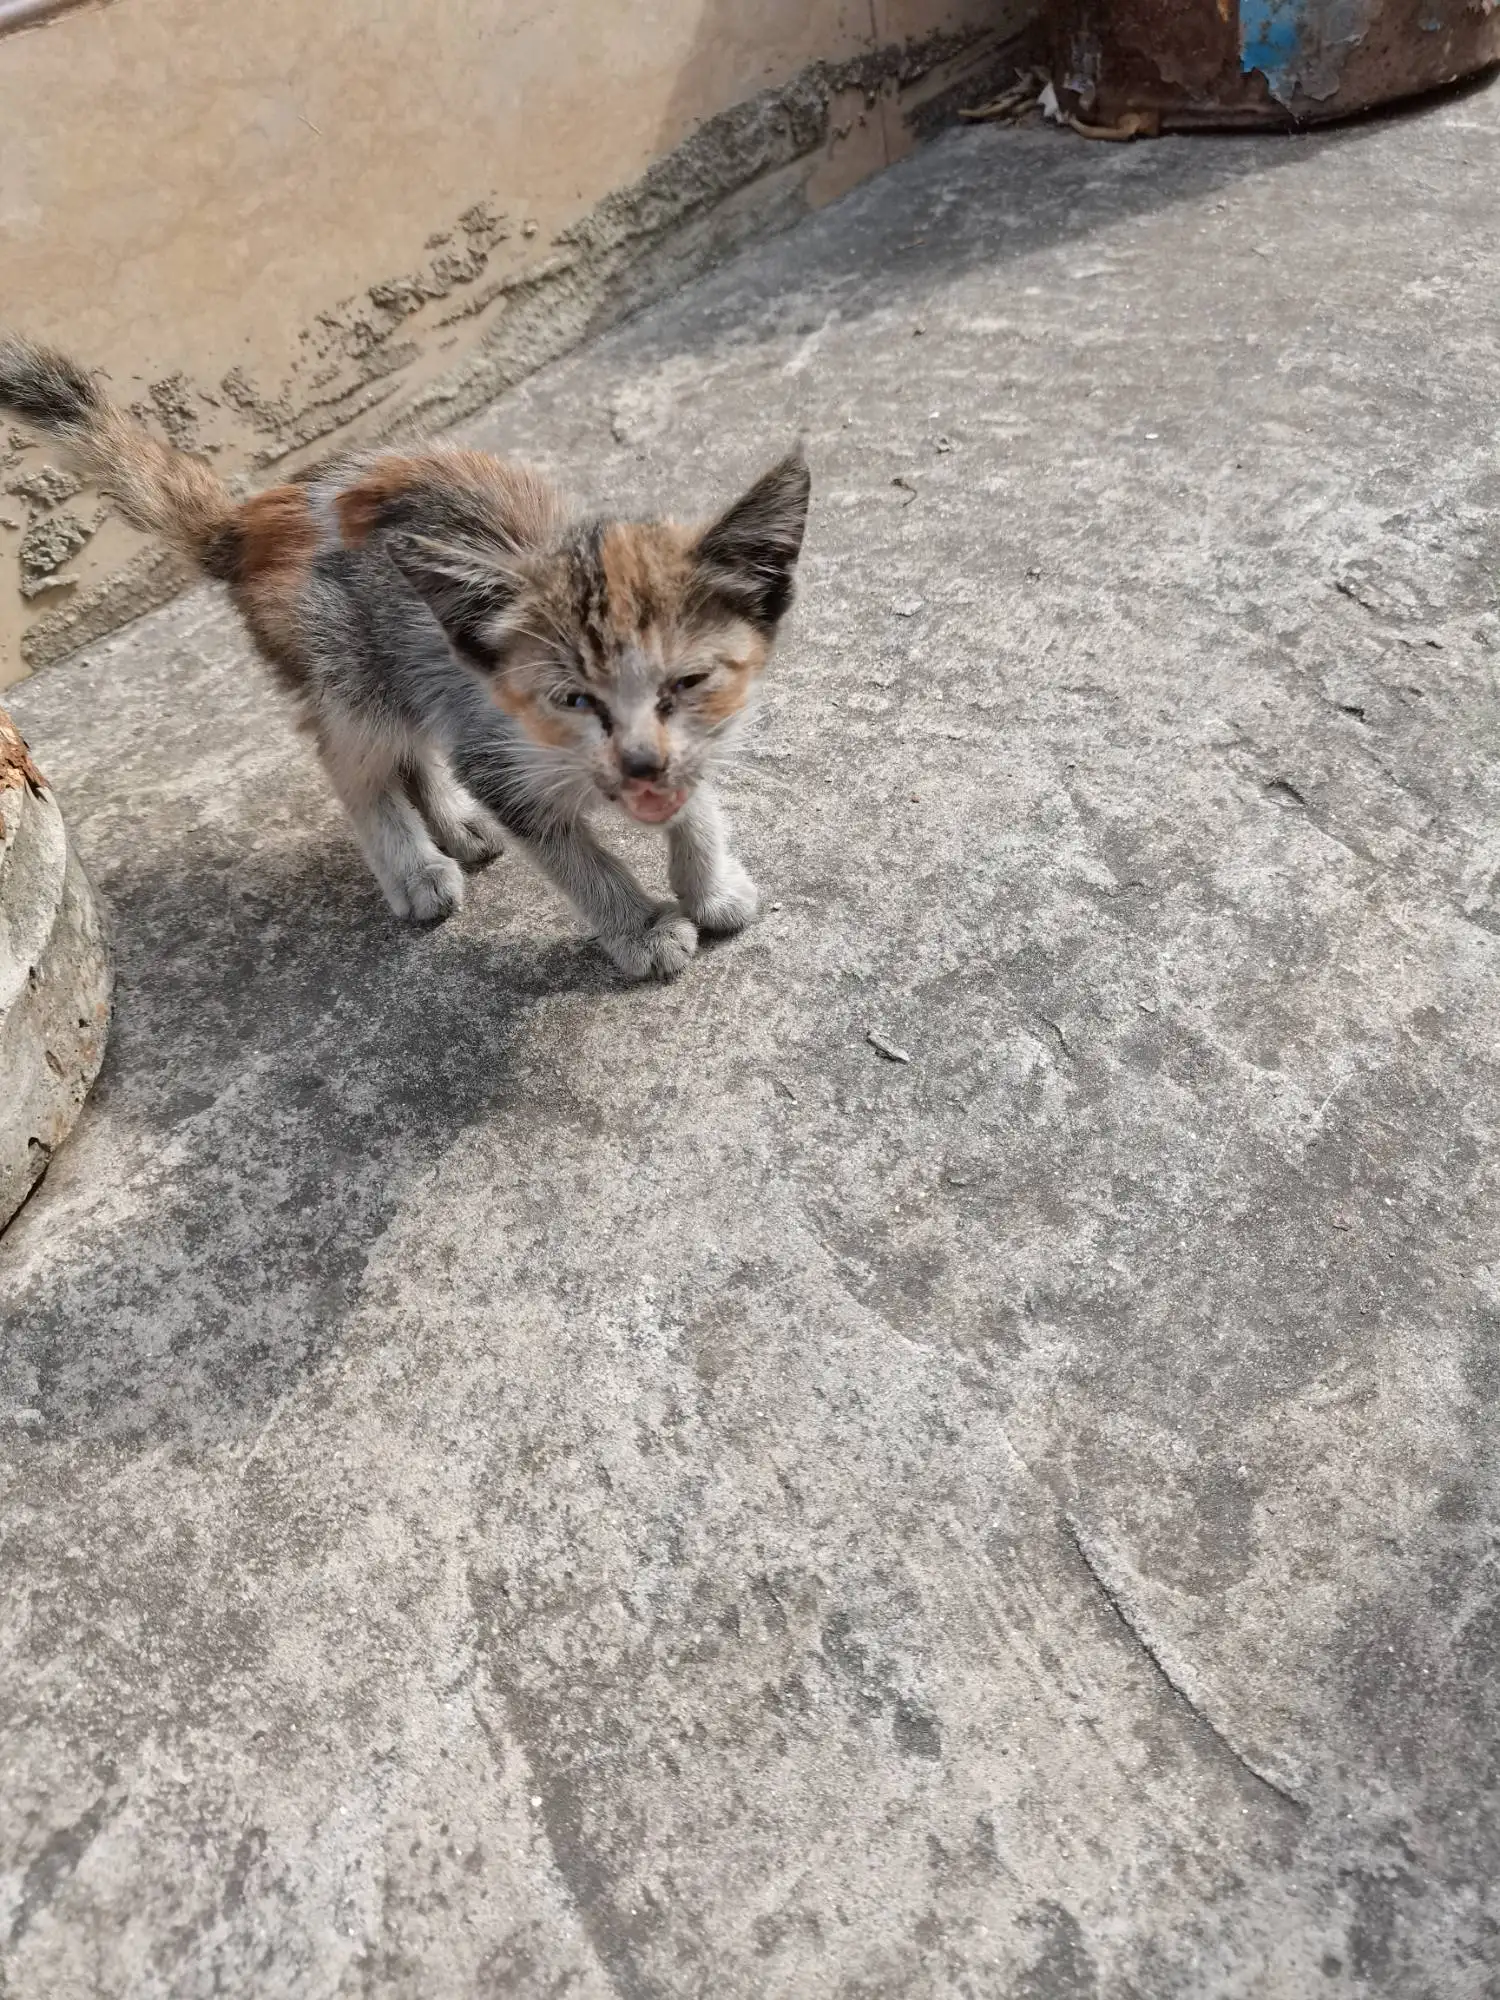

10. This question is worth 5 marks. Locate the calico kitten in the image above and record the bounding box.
[0,335,809,979]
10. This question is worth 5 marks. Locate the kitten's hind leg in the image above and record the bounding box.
[318,722,464,922]
[406,751,506,869]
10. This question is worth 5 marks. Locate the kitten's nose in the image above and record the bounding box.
[619,745,667,781]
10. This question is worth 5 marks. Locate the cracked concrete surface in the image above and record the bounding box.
[4,79,1500,1998]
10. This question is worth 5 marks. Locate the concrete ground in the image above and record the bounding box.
[4,77,1500,2000]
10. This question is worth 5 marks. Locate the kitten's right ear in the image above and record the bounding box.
[691,448,811,633]
[386,532,522,666]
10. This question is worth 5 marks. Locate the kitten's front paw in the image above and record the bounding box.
[392,854,465,923]
[443,812,506,869]
[601,907,699,981]
[683,859,760,936]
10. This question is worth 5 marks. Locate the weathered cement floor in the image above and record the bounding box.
[5,80,1500,1999]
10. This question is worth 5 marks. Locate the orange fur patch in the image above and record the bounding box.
[698,632,767,726]
[699,665,757,727]
[235,485,318,578]
[490,678,577,751]
[228,485,319,687]
[334,456,435,547]
[335,448,564,551]
[597,523,693,640]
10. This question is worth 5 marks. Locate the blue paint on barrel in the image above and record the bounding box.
[1241,0,1305,79]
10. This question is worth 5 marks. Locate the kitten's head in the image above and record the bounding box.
[390,450,810,824]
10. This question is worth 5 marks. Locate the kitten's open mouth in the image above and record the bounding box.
[618,780,688,825]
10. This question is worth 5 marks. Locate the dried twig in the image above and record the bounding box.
[959,69,1048,124]
[1065,108,1161,142]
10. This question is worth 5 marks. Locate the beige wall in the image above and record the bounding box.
[0,0,1034,687]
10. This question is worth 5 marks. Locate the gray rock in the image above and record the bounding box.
[0,709,111,1229]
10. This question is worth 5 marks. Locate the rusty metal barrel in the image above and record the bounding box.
[1054,0,1500,128]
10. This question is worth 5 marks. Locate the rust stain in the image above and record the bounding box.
[0,708,45,795]
[1053,0,1500,125]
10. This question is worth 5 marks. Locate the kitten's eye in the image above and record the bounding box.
[671,672,709,695]
[555,688,594,711]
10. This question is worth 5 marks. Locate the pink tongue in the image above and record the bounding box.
[621,781,686,824]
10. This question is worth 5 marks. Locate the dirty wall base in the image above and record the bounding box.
[1,13,1035,684]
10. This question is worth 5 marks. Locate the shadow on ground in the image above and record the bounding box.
[2,820,616,1447]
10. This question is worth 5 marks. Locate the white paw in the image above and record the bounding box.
[684,859,759,935]
[601,907,700,981]
[387,853,465,923]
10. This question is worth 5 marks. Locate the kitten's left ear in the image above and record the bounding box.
[386,532,523,667]
[691,447,811,633]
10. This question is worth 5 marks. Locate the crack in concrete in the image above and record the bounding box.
[1063,1516,1308,1817]
[1039,1014,1074,1060]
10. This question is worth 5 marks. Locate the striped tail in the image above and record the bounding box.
[0,333,238,578]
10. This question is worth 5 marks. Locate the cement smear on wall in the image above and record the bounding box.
[2,21,1034,682]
